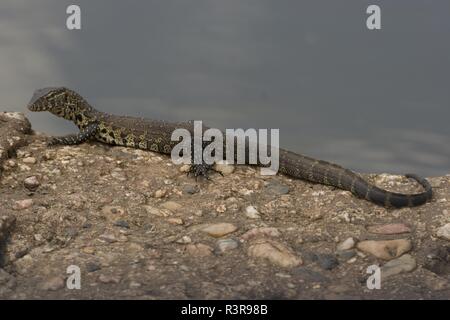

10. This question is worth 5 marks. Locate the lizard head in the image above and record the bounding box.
[28,87,93,120]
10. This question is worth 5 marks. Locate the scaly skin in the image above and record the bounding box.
[27,87,433,208]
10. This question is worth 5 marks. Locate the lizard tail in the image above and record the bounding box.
[349,173,432,208]
[278,149,433,208]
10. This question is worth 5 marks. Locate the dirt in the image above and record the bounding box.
[0,112,449,299]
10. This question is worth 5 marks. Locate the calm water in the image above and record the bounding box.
[1,1,449,176]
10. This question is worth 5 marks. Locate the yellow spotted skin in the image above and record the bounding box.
[27,87,434,208]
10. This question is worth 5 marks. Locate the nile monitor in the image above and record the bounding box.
[27,87,433,208]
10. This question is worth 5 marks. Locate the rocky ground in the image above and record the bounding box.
[0,111,449,299]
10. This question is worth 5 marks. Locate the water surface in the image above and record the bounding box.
[1,0,449,176]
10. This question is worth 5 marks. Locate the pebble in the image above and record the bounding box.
[129,281,142,289]
[423,246,450,276]
[179,164,191,173]
[23,176,40,191]
[4,159,16,169]
[98,274,121,284]
[176,235,192,244]
[161,201,182,212]
[214,162,235,175]
[81,247,96,254]
[215,238,239,254]
[183,184,198,195]
[185,243,214,257]
[216,204,227,213]
[336,250,357,261]
[40,276,65,291]
[247,239,302,268]
[336,237,355,251]
[102,206,125,216]
[245,206,261,219]
[144,205,170,217]
[265,181,290,195]
[316,254,339,270]
[98,233,118,243]
[356,239,411,260]
[201,223,238,238]
[436,223,450,240]
[22,157,36,164]
[86,262,102,273]
[241,227,281,240]
[154,189,166,198]
[13,199,33,210]
[113,220,130,228]
[381,254,416,279]
[167,218,184,225]
[367,223,411,235]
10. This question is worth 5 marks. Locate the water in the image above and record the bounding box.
[1,0,449,176]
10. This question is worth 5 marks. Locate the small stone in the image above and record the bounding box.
[185,243,214,257]
[337,237,355,251]
[161,201,182,212]
[336,250,356,261]
[81,247,96,254]
[40,276,65,291]
[98,233,118,243]
[216,204,227,213]
[98,274,121,284]
[265,181,290,195]
[201,223,238,238]
[4,159,16,169]
[167,217,184,225]
[129,281,142,289]
[34,234,43,242]
[111,170,127,181]
[176,235,192,244]
[13,199,33,210]
[316,254,339,270]
[86,262,102,273]
[182,184,198,195]
[23,176,40,191]
[241,227,281,240]
[214,161,235,175]
[154,189,166,198]
[423,246,450,276]
[179,164,191,173]
[22,157,36,164]
[113,220,130,228]
[367,223,411,235]
[248,239,302,268]
[215,238,239,254]
[102,206,125,216]
[436,223,450,240]
[245,206,261,219]
[381,254,416,279]
[356,239,412,260]
[144,205,170,217]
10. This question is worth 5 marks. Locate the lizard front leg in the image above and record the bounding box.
[48,122,99,146]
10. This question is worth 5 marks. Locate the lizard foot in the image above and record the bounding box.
[187,163,223,180]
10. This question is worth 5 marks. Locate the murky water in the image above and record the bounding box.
[1,0,449,176]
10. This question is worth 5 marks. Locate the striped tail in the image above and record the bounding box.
[278,149,433,208]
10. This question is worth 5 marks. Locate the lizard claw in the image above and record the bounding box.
[188,163,217,180]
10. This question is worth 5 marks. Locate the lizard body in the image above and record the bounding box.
[27,87,433,208]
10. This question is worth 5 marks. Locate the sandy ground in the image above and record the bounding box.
[0,112,449,299]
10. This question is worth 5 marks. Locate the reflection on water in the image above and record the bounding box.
[1,0,449,176]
